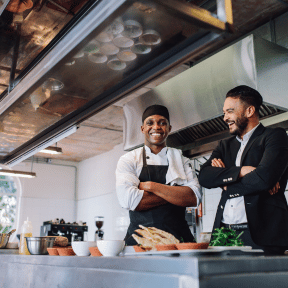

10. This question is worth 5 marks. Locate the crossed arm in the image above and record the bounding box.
[211,158,280,195]
[116,153,199,212]
[135,183,197,211]
[199,128,288,197]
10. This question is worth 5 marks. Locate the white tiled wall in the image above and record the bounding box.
[11,161,77,239]
[77,192,129,241]
[76,143,130,241]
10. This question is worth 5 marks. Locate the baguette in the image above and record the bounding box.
[132,234,156,250]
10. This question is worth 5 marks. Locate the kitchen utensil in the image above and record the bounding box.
[175,243,209,250]
[57,247,75,256]
[7,229,16,237]
[89,247,103,257]
[112,35,134,48]
[107,57,126,71]
[25,236,56,255]
[88,53,108,64]
[131,43,151,54]
[73,51,85,58]
[96,32,114,43]
[83,40,100,54]
[42,78,64,91]
[122,20,143,38]
[47,247,59,256]
[139,30,161,45]
[105,21,124,36]
[72,241,97,256]
[0,234,10,249]
[117,49,137,62]
[96,240,125,257]
[94,216,104,241]
[100,43,119,55]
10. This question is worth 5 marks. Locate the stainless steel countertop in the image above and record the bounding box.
[0,250,288,288]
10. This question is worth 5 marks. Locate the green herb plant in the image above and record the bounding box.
[209,227,244,246]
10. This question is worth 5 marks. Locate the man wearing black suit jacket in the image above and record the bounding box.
[199,85,288,254]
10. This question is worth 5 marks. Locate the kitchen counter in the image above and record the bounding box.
[1,249,288,288]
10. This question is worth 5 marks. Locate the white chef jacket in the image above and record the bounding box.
[222,124,260,224]
[116,146,202,211]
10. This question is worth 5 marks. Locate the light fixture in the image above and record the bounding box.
[40,146,63,155]
[0,169,36,178]
[6,125,77,167]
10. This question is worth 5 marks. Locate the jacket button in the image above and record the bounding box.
[221,206,223,209]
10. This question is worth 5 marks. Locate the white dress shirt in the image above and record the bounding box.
[222,124,260,224]
[116,146,202,211]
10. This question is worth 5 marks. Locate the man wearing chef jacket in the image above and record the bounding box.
[116,105,202,245]
[199,85,288,255]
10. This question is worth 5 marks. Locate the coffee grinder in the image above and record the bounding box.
[94,216,104,241]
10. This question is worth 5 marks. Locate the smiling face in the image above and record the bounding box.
[141,115,171,149]
[223,97,250,137]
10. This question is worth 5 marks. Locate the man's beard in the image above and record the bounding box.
[229,115,249,136]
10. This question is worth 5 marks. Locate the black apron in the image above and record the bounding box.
[124,147,195,245]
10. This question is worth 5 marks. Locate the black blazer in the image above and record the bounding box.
[199,124,288,246]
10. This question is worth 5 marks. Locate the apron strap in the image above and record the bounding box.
[142,147,151,181]
[142,147,147,167]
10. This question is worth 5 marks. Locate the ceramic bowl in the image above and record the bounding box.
[96,240,125,257]
[89,247,103,257]
[72,241,97,256]
[155,244,177,251]
[47,247,59,256]
[57,247,76,256]
[175,242,209,250]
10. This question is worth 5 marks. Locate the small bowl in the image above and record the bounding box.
[175,243,209,250]
[112,34,134,48]
[0,234,10,249]
[57,247,76,256]
[96,32,114,43]
[122,20,143,38]
[25,237,56,255]
[89,247,103,257]
[131,43,151,54]
[155,244,177,251]
[117,49,137,62]
[105,21,124,36]
[100,43,119,55]
[139,30,161,45]
[88,53,108,64]
[47,248,59,256]
[72,241,97,256]
[97,240,125,257]
[133,245,146,252]
[107,58,126,71]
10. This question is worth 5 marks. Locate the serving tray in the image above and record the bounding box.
[123,246,254,257]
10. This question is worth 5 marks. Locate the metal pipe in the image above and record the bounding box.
[8,23,21,93]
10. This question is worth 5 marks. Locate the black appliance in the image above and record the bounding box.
[40,221,88,244]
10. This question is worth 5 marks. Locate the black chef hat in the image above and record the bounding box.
[142,104,170,123]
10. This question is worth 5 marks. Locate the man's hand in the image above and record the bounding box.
[211,158,225,168]
[211,158,227,190]
[139,181,154,192]
[269,182,280,195]
[239,166,256,178]
[139,181,197,207]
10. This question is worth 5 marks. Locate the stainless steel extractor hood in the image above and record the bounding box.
[123,35,288,151]
[0,0,232,165]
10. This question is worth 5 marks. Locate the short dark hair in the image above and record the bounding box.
[226,85,263,115]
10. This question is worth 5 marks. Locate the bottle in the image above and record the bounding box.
[19,217,33,255]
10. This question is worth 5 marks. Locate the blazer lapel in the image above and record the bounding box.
[240,123,265,166]
[230,137,241,164]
